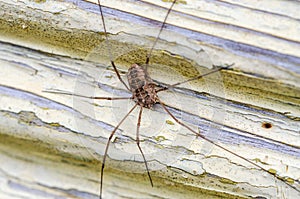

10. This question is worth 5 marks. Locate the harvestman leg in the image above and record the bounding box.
[100,103,138,198]
[97,0,130,91]
[43,90,133,100]
[136,107,154,187]
[98,101,153,198]
[156,64,234,93]
[145,0,177,66]
[157,98,299,193]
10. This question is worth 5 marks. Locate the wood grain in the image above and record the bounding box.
[0,0,299,199]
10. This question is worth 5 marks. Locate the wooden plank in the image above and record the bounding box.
[0,0,299,198]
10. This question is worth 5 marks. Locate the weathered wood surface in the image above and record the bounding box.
[0,0,300,199]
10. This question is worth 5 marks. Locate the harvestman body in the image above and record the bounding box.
[44,0,300,198]
[127,64,158,108]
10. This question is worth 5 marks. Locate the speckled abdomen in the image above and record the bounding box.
[127,64,158,108]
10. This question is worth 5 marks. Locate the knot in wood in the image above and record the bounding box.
[127,64,158,108]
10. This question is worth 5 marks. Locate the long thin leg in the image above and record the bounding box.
[43,90,132,100]
[97,0,130,91]
[156,64,234,93]
[136,107,153,187]
[146,0,177,65]
[157,98,299,193]
[99,103,138,199]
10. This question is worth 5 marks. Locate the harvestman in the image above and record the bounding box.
[45,0,300,198]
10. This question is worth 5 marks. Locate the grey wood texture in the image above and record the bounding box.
[0,0,299,199]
